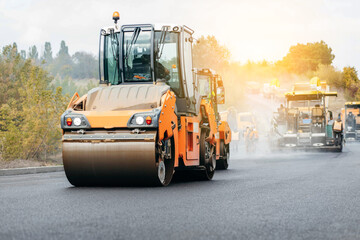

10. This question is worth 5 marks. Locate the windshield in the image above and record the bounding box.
[198,75,210,97]
[346,104,360,109]
[103,32,120,85]
[101,28,182,95]
[123,30,152,82]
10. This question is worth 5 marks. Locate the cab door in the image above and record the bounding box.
[180,28,199,115]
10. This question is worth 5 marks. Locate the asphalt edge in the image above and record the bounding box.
[0,166,64,176]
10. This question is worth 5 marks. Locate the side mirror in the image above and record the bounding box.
[217,86,225,104]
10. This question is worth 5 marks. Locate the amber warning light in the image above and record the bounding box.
[113,11,120,24]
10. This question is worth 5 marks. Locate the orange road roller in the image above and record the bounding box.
[61,12,231,186]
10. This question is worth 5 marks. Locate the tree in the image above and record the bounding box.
[0,44,67,160]
[28,45,39,62]
[50,40,73,78]
[42,42,53,65]
[192,35,230,71]
[342,66,360,100]
[72,51,98,79]
[277,41,335,74]
[59,40,69,57]
[20,50,26,60]
[314,64,343,89]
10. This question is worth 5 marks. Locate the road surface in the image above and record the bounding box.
[1,144,360,240]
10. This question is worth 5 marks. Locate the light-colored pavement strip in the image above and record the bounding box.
[0,165,64,176]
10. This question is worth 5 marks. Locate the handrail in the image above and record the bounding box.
[67,92,79,109]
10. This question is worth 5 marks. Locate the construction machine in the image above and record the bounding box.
[195,68,231,169]
[270,82,341,151]
[342,102,360,141]
[60,12,230,186]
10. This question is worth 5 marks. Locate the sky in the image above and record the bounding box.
[0,0,359,70]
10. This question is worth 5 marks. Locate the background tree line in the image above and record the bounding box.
[24,40,98,79]
[23,41,98,97]
[1,36,359,161]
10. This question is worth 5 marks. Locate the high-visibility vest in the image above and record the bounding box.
[333,121,342,132]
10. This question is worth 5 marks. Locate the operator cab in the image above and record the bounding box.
[99,20,197,115]
[195,68,225,121]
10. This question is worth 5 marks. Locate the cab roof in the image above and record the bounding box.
[102,24,193,34]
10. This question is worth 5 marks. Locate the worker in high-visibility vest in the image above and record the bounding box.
[333,113,343,146]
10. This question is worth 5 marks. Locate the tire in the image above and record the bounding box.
[216,141,229,170]
[199,129,215,180]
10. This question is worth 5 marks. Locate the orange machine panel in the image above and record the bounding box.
[158,90,179,167]
[178,116,200,166]
[200,99,218,145]
[219,121,232,145]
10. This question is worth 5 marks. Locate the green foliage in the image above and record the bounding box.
[28,45,39,62]
[313,64,343,89]
[52,77,97,97]
[277,41,335,74]
[0,44,67,160]
[42,42,53,65]
[72,52,98,79]
[20,50,26,60]
[50,41,73,78]
[342,66,360,100]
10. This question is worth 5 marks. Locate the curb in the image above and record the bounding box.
[0,166,64,176]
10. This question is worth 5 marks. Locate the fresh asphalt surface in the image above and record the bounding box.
[1,144,360,240]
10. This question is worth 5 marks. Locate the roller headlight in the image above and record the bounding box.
[136,116,145,125]
[73,117,82,126]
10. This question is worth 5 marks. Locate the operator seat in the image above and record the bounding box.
[131,48,151,78]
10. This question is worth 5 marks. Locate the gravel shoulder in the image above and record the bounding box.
[0,158,62,169]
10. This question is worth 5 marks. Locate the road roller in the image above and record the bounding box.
[195,68,231,169]
[60,12,231,186]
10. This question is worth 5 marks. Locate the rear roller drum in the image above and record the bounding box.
[216,141,230,170]
[199,129,215,180]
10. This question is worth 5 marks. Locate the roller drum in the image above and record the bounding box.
[62,131,160,186]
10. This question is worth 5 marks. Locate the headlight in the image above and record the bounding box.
[136,116,144,125]
[73,117,82,126]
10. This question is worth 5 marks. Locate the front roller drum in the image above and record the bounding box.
[62,132,174,186]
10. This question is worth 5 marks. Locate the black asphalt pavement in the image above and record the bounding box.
[1,144,360,240]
